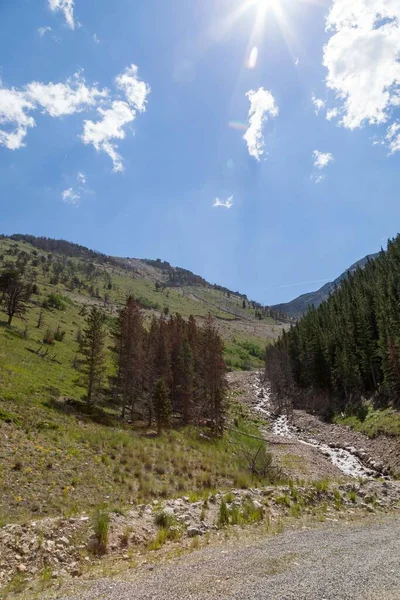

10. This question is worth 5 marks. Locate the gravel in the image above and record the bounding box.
[55,516,400,600]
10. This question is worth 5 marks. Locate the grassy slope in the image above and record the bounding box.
[334,405,400,438]
[0,237,276,524]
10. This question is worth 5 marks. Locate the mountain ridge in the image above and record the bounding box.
[271,253,380,318]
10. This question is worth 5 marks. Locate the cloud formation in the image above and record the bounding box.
[48,0,75,29]
[82,65,150,172]
[313,150,334,169]
[0,65,149,170]
[115,64,150,112]
[0,73,107,150]
[243,87,278,161]
[323,0,400,130]
[62,187,80,205]
[81,102,136,173]
[386,121,400,154]
[213,196,233,209]
[312,94,325,115]
[38,26,52,38]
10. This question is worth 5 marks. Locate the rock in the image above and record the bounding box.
[58,536,69,546]
[187,527,202,537]
[17,564,27,573]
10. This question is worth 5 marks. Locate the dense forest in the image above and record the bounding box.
[265,236,400,415]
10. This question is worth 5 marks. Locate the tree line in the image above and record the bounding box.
[80,298,227,435]
[265,236,400,416]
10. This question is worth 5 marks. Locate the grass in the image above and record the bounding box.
[0,237,282,526]
[91,509,110,555]
[334,404,400,438]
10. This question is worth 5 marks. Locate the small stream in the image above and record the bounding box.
[252,379,384,480]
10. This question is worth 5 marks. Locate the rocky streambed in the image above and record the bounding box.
[245,374,390,480]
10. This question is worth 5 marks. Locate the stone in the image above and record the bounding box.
[187,527,202,537]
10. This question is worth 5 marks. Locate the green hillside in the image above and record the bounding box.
[0,234,283,525]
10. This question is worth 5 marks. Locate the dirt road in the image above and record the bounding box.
[54,516,400,600]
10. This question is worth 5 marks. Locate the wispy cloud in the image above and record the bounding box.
[81,101,136,173]
[38,26,52,38]
[243,87,279,161]
[48,0,75,30]
[93,34,100,44]
[62,187,80,205]
[311,174,326,185]
[213,196,233,209]
[386,122,400,155]
[312,94,325,115]
[82,65,150,172]
[77,172,86,185]
[313,150,334,169]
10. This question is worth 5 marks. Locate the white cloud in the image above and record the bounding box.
[313,150,334,169]
[323,0,400,130]
[386,121,400,154]
[311,174,326,184]
[312,94,326,115]
[93,33,100,44]
[81,65,150,172]
[213,196,233,209]
[0,65,149,171]
[0,73,107,150]
[326,107,339,121]
[48,0,75,29]
[115,64,150,112]
[243,87,279,161]
[62,188,80,205]
[81,101,136,172]
[0,87,36,150]
[38,26,52,38]
[26,73,107,117]
[77,172,86,184]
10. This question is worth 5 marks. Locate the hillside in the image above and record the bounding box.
[0,234,287,372]
[0,233,287,524]
[272,253,379,318]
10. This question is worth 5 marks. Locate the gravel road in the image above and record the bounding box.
[55,516,400,600]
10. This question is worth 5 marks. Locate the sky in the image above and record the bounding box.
[1,0,400,306]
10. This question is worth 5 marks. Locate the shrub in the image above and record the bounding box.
[54,325,66,342]
[91,509,110,555]
[46,293,72,311]
[217,499,230,528]
[43,328,55,345]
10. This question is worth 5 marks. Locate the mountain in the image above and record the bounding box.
[0,234,287,371]
[271,253,379,318]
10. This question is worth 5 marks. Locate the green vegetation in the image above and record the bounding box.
[91,509,110,555]
[334,405,400,438]
[265,234,400,429]
[0,235,283,526]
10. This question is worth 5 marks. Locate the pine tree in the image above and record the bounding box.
[0,271,31,326]
[79,306,107,405]
[175,337,195,423]
[200,314,226,435]
[113,296,144,419]
[154,378,172,435]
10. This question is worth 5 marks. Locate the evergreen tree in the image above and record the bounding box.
[80,306,107,405]
[0,270,31,325]
[154,378,172,435]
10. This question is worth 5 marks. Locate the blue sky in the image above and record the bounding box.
[1,0,400,305]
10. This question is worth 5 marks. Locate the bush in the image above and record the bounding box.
[91,509,110,555]
[54,325,66,342]
[43,328,55,345]
[45,293,72,311]
[217,499,230,528]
